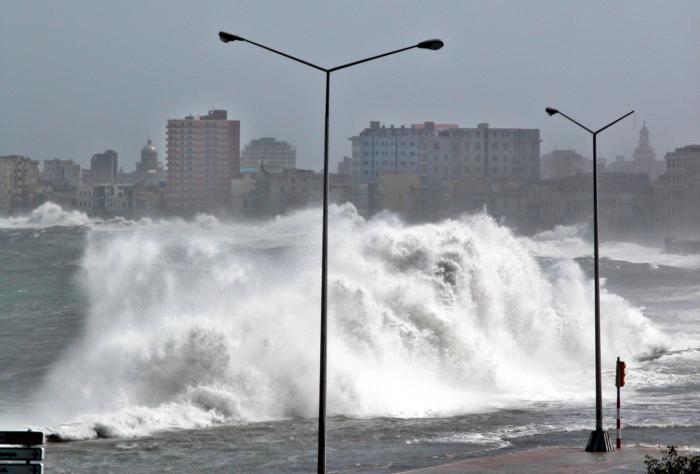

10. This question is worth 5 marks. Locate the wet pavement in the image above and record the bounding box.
[401,446,666,473]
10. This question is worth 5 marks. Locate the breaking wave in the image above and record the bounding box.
[0,201,155,230]
[10,204,667,440]
[0,202,92,228]
[527,224,700,270]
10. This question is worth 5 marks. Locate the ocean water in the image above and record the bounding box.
[0,202,698,473]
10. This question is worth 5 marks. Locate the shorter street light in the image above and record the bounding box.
[220,31,443,473]
[546,106,634,452]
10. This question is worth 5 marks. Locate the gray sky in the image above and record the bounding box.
[1,0,698,171]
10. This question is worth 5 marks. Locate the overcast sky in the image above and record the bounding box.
[1,1,698,171]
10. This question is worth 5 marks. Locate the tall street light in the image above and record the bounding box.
[220,31,444,472]
[545,107,634,453]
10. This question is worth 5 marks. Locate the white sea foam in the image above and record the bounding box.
[14,204,668,440]
[0,201,158,230]
[527,224,700,269]
[0,202,92,228]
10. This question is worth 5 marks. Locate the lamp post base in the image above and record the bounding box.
[585,429,614,452]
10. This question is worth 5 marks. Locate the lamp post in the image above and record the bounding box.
[545,107,634,452]
[220,31,443,472]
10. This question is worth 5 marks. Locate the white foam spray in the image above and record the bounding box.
[18,204,666,439]
[0,202,92,228]
[0,201,157,230]
[526,223,700,270]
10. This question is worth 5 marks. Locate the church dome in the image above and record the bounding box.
[139,138,159,171]
[142,138,157,154]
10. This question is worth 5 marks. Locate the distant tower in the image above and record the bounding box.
[90,149,118,183]
[632,122,658,178]
[138,139,159,172]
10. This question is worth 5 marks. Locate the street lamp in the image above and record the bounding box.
[545,107,634,453]
[220,31,443,472]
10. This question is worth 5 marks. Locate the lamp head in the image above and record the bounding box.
[219,31,244,43]
[545,107,560,116]
[417,39,444,50]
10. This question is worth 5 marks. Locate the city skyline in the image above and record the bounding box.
[0,112,677,174]
[1,1,698,170]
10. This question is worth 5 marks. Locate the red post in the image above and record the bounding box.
[616,383,621,449]
[615,357,626,449]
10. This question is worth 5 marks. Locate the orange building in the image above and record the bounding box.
[166,110,240,214]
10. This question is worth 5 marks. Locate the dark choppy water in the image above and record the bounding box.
[1,204,698,472]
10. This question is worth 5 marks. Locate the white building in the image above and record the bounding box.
[241,137,296,171]
[349,121,447,186]
[77,183,133,216]
[654,144,700,235]
[348,121,454,213]
[43,159,81,187]
[348,121,541,215]
[350,121,540,184]
[422,123,541,183]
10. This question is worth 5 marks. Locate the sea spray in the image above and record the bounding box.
[21,203,667,440]
[0,201,157,230]
[0,202,92,228]
[526,223,700,270]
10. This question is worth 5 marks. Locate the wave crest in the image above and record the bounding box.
[26,205,668,439]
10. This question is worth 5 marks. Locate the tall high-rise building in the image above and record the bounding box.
[241,137,296,171]
[89,150,118,183]
[166,109,240,214]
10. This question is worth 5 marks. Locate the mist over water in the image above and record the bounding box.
[2,203,668,441]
